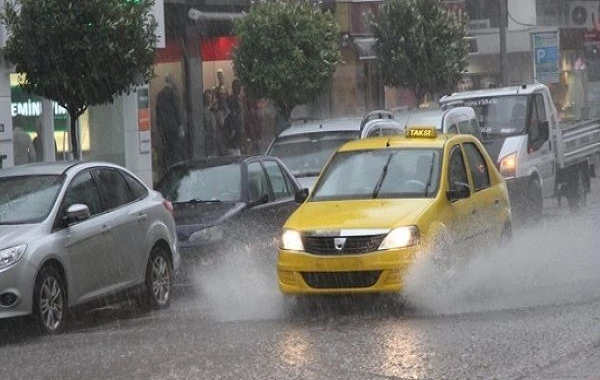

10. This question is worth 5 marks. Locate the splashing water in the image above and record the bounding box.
[402,211,600,316]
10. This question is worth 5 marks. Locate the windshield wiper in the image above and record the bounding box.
[180,198,222,204]
[423,154,436,197]
[372,153,393,199]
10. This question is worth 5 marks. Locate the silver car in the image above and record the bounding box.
[0,161,180,334]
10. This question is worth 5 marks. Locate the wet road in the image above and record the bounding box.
[2,181,600,379]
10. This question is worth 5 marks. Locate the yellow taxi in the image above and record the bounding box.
[277,127,512,295]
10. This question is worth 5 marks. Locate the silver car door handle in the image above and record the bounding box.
[101,225,112,234]
[137,213,148,222]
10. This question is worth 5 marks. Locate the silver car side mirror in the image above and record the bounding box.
[65,203,91,224]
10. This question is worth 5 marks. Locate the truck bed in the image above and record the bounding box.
[556,118,600,168]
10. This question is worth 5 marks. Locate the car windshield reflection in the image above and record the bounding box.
[0,175,64,225]
[157,164,242,203]
[311,149,442,201]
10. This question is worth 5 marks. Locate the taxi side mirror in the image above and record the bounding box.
[446,181,471,202]
[295,188,309,203]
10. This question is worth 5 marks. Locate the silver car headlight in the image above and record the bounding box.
[0,245,27,269]
[280,229,304,251]
[189,225,224,243]
[378,226,419,250]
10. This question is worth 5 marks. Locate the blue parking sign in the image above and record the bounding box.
[532,31,560,84]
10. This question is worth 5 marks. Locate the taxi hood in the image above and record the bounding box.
[286,198,434,231]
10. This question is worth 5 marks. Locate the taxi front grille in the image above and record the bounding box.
[301,271,382,289]
[302,235,385,255]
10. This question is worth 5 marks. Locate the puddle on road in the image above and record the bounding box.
[402,210,600,316]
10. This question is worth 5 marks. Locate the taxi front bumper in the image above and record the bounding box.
[277,247,418,295]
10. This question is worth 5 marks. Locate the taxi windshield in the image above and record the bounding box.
[311,148,442,201]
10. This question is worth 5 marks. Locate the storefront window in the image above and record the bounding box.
[10,73,90,165]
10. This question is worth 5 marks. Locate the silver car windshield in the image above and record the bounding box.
[0,175,64,225]
[158,163,242,203]
[268,131,359,178]
[311,148,442,201]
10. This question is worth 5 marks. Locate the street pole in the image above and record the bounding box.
[41,99,56,162]
[499,0,509,86]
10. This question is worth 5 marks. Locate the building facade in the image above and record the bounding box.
[4,0,599,183]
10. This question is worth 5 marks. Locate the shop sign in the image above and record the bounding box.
[10,85,68,132]
[532,31,560,84]
[137,87,151,154]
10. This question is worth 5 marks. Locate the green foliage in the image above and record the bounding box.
[371,0,469,103]
[1,0,158,158]
[232,0,341,120]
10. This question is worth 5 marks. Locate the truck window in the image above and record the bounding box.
[463,143,491,191]
[528,94,547,152]
[535,94,547,121]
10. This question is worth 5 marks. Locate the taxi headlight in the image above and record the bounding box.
[189,225,224,243]
[280,229,304,251]
[0,245,27,269]
[378,226,419,250]
[499,152,517,178]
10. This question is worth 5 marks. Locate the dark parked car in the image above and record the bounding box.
[155,155,301,274]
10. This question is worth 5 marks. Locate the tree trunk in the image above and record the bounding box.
[69,111,80,160]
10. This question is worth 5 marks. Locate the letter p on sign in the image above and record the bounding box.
[537,49,546,63]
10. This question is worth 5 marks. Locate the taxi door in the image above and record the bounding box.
[444,144,475,247]
[461,142,497,243]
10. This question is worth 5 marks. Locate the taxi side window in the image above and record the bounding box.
[448,146,469,190]
[464,143,491,191]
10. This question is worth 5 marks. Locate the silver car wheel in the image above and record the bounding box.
[39,276,64,332]
[151,255,170,305]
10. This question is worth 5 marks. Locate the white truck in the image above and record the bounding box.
[440,83,600,219]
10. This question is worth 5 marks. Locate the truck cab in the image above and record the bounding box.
[440,84,583,219]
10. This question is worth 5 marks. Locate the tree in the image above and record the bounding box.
[232,0,341,123]
[371,0,469,105]
[1,0,158,160]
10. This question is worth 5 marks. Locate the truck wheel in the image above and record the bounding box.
[525,179,543,221]
[566,168,586,210]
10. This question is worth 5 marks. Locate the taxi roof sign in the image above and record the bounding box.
[405,126,438,138]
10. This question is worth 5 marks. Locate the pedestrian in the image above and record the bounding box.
[203,89,219,157]
[213,86,230,156]
[244,92,262,154]
[12,115,36,165]
[32,119,58,161]
[223,79,244,156]
[156,73,184,169]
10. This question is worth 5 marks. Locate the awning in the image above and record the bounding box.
[353,37,376,60]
